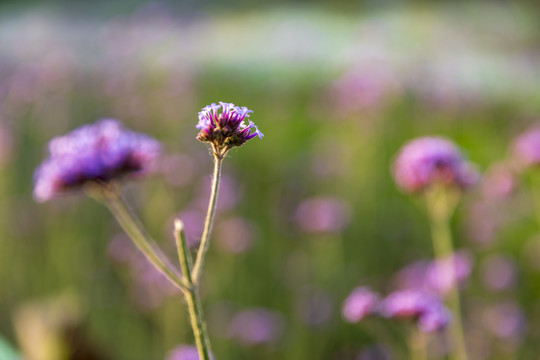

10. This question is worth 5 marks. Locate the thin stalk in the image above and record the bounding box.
[175,220,212,360]
[425,187,468,360]
[409,325,428,360]
[192,154,223,284]
[103,191,189,292]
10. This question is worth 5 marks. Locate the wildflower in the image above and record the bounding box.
[228,308,284,346]
[393,137,479,193]
[381,290,450,332]
[342,287,380,323]
[295,196,350,234]
[512,126,540,167]
[34,119,161,202]
[426,251,472,295]
[196,102,263,156]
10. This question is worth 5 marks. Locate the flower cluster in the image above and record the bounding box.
[394,252,472,295]
[342,286,451,333]
[381,290,451,332]
[196,102,263,155]
[393,136,479,193]
[34,119,161,202]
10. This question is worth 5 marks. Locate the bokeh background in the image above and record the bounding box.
[2,1,540,359]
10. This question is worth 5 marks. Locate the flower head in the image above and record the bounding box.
[342,287,380,323]
[381,290,450,332]
[196,102,263,156]
[34,119,161,202]
[393,137,479,193]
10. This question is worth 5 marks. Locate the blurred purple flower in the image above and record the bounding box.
[215,217,255,254]
[342,287,380,323]
[481,302,525,340]
[166,345,214,360]
[480,254,517,291]
[393,260,431,291]
[481,164,516,199]
[228,308,284,346]
[426,252,472,295]
[34,119,161,202]
[196,102,263,152]
[512,126,540,168]
[108,235,176,310]
[196,174,241,212]
[381,290,450,332]
[176,209,206,248]
[393,137,479,193]
[295,196,350,234]
[393,252,471,295]
[331,63,400,115]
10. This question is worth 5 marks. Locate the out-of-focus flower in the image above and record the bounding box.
[196,102,263,154]
[34,119,161,202]
[108,235,176,310]
[481,164,516,199]
[512,126,540,168]
[342,287,380,323]
[381,290,451,332]
[480,254,517,291]
[426,252,472,295]
[295,196,350,234]
[393,137,479,193]
[393,252,472,295]
[330,62,400,116]
[215,217,255,254]
[481,302,525,340]
[228,308,284,346]
[393,260,431,291]
[166,345,214,360]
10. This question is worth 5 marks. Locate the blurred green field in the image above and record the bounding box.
[2,2,540,359]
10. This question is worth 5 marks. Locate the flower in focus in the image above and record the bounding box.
[34,119,161,202]
[342,287,380,323]
[512,126,540,168]
[196,102,263,156]
[381,290,451,332]
[393,136,479,193]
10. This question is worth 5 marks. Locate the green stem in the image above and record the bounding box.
[425,187,468,360]
[103,190,189,292]
[192,155,223,284]
[409,325,427,360]
[174,221,213,360]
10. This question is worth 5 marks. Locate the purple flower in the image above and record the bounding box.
[294,196,350,234]
[512,126,540,167]
[426,252,472,295]
[480,254,517,291]
[34,119,161,202]
[393,137,479,193]
[166,345,214,360]
[342,287,380,323]
[393,253,472,295]
[196,102,263,153]
[228,308,284,346]
[381,290,451,332]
